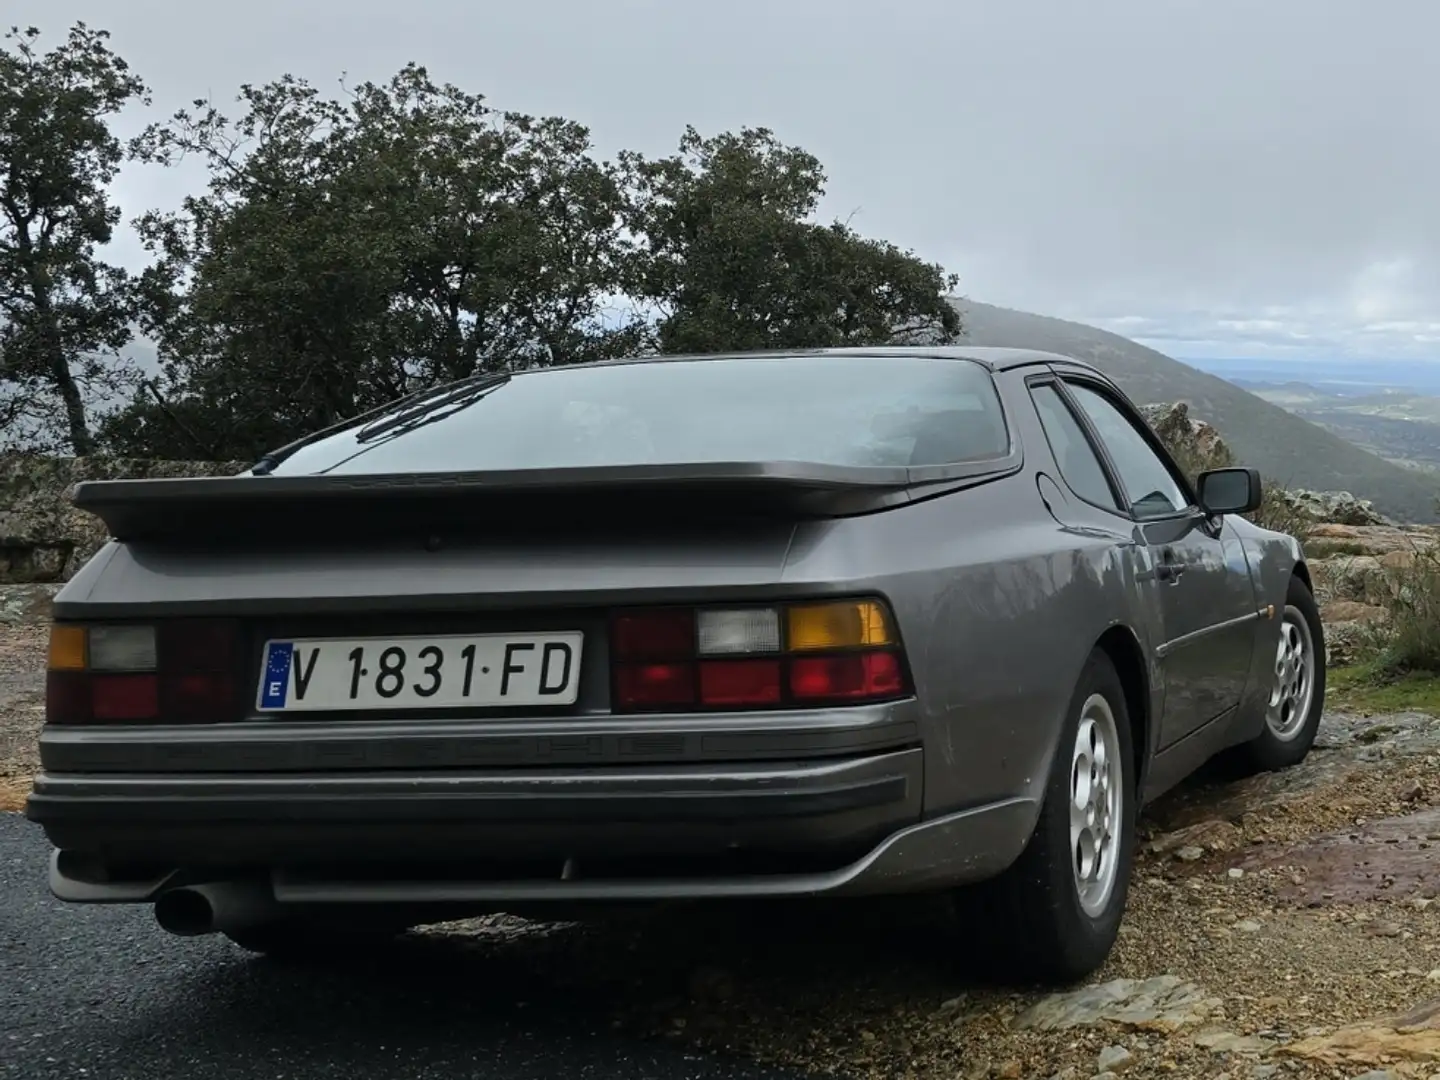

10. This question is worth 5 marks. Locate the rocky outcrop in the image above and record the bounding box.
[0,455,245,585]
[1140,402,1233,477]
[1274,489,1394,527]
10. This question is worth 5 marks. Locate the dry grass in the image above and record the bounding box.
[0,777,27,812]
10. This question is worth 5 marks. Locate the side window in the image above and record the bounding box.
[1067,383,1190,519]
[1030,383,1121,511]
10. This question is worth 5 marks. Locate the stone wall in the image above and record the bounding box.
[0,454,246,585]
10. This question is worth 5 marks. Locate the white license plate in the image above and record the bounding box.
[255,632,584,712]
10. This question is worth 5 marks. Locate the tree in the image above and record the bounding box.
[0,23,147,454]
[107,76,964,462]
[111,65,646,459]
[621,127,960,355]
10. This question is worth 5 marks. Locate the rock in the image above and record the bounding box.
[1193,1030,1273,1055]
[1140,402,1233,477]
[1010,975,1220,1033]
[1149,819,1243,856]
[0,583,60,626]
[1236,919,1263,933]
[1281,489,1395,527]
[0,455,247,585]
[1096,1045,1136,1073]
[1323,600,1390,625]
[1175,845,1206,862]
[1227,867,1245,879]
[1285,997,1440,1068]
[1237,808,1440,905]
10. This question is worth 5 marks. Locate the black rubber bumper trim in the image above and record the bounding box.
[25,774,908,825]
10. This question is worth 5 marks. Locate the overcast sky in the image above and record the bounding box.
[13,0,1440,362]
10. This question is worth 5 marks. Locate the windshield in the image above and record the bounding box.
[273,354,1011,476]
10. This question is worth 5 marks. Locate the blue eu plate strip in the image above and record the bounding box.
[260,642,295,709]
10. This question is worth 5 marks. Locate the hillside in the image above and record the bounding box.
[953,299,1440,523]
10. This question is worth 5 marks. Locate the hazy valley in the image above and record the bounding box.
[1188,358,1440,476]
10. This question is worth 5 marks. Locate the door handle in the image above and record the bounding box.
[1156,547,1186,584]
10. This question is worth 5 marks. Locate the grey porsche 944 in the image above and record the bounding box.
[25,346,1323,983]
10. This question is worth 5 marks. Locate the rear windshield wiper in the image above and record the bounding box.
[352,372,511,445]
[248,371,512,476]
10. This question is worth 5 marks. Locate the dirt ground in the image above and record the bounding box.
[5,621,1440,1079]
[0,623,45,812]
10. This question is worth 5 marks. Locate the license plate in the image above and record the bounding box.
[255,632,584,712]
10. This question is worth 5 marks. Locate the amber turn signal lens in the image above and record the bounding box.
[786,600,895,651]
[47,625,87,671]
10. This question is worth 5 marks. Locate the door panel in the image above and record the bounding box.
[1141,515,1261,747]
[1061,379,1261,749]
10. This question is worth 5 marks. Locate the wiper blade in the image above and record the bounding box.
[248,371,512,476]
[354,373,511,444]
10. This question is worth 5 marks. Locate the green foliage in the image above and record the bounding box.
[113,65,651,458]
[93,74,962,461]
[0,23,148,453]
[620,127,960,354]
[1366,546,1440,675]
[1328,663,1440,716]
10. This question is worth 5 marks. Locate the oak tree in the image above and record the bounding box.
[0,23,147,453]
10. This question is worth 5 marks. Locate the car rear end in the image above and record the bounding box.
[25,352,1019,920]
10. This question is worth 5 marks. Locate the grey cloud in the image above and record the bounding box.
[13,0,1439,361]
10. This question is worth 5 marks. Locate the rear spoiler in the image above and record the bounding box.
[72,459,1019,545]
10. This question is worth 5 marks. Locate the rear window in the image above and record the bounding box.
[274,355,1011,475]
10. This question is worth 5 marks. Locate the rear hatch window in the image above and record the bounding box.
[272,354,1010,476]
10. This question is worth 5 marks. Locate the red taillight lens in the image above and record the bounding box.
[159,620,237,671]
[91,673,159,720]
[790,652,904,702]
[46,670,93,724]
[45,620,241,725]
[612,609,695,660]
[160,672,237,722]
[614,662,695,709]
[609,599,910,713]
[699,659,782,706]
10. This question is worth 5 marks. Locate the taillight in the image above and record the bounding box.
[45,620,241,725]
[610,598,910,713]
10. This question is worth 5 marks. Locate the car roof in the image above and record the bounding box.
[531,345,1103,377]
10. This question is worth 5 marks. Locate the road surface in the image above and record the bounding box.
[1,815,807,1080]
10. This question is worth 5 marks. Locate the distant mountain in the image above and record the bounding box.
[952,299,1440,523]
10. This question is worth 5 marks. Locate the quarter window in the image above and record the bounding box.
[1030,384,1120,511]
[1067,383,1190,519]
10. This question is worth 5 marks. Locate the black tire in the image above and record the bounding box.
[225,921,402,961]
[959,649,1137,986]
[1228,574,1326,774]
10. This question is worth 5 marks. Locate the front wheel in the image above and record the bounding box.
[958,649,1137,985]
[1229,574,1325,775]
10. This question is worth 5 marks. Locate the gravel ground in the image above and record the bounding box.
[6,623,1440,1079]
[0,624,45,811]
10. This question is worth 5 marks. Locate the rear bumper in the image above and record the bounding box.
[27,748,1040,904]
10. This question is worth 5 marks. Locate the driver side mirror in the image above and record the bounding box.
[1197,466,1263,516]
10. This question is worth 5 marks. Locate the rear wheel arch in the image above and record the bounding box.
[1094,625,1150,787]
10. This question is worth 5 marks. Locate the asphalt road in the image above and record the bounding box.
[1,815,808,1080]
